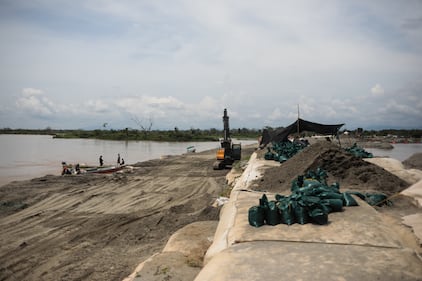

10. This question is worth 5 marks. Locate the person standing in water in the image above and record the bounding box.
[117,153,121,165]
[99,155,104,166]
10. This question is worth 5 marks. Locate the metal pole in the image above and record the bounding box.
[297,104,300,136]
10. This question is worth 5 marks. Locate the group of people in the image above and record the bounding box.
[62,154,126,176]
[99,153,125,167]
[61,162,81,175]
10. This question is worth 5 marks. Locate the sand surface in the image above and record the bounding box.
[0,147,255,281]
[1,141,421,281]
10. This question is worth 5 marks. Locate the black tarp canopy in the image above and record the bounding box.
[260,118,344,147]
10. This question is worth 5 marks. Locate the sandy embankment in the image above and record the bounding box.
[1,142,421,281]
[0,146,256,281]
[195,141,422,280]
[129,141,422,280]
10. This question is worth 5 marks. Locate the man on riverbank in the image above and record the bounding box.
[99,155,104,166]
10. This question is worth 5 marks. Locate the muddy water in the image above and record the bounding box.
[366,143,422,161]
[0,134,256,186]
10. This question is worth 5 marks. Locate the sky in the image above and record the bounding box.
[0,0,421,131]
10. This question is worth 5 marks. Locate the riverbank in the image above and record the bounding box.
[1,142,421,281]
[0,146,256,281]
[124,141,422,281]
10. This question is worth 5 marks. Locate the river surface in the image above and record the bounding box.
[0,134,257,186]
[366,143,422,161]
[1,135,421,187]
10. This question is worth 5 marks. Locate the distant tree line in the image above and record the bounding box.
[347,128,422,139]
[0,127,262,141]
[1,127,421,141]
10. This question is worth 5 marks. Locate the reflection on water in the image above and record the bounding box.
[0,135,257,186]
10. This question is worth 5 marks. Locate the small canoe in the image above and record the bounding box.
[85,165,126,174]
[187,146,196,153]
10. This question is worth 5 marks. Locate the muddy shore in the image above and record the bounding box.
[0,146,256,281]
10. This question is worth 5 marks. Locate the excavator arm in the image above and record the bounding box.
[213,109,241,170]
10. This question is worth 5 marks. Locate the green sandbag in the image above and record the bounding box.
[315,167,328,184]
[342,192,358,206]
[279,200,295,225]
[347,191,391,206]
[319,192,343,200]
[301,195,321,206]
[303,179,322,189]
[319,202,332,214]
[264,153,274,160]
[309,208,328,225]
[248,206,265,227]
[321,198,343,212]
[259,194,269,207]
[275,194,286,201]
[330,182,340,190]
[278,155,288,162]
[365,193,389,206]
[291,176,304,192]
[293,201,309,224]
[348,191,366,200]
[266,200,281,225]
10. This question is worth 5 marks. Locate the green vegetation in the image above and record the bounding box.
[2,127,421,142]
[344,128,422,143]
[360,129,422,139]
[0,127,261,142]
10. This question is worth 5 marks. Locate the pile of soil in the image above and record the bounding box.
[403,153,422,170]
[254,141,409,195]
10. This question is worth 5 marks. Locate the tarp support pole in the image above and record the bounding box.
[297,104,300,136]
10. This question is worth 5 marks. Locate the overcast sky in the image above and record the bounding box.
[1,0,421,130]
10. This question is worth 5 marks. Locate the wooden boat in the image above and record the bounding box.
[85,165,126,174]
[61,162,126,175]
[187,146,196,153]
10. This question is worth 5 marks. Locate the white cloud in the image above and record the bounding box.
[15,88,55,117]
[84,100,110,114]
[371,84,385,96]
[114,95,186,119]
[381,99,420,116]
[2,1,422,129]
[22,88,44,97]
[268,108,282,121]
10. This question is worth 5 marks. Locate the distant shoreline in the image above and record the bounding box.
[0,128,260,142]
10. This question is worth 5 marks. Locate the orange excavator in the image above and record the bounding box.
[213,109,241,170]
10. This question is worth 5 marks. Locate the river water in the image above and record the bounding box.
[366,143,422,162]
[0,134,257,186]
[1,135,421,187]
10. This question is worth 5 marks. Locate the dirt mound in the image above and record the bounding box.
[403,153,422,170]
[254,141,409,195]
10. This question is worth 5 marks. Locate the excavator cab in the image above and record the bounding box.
[213,109,242,170]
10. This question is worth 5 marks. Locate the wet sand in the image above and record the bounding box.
[0,147,256,281]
